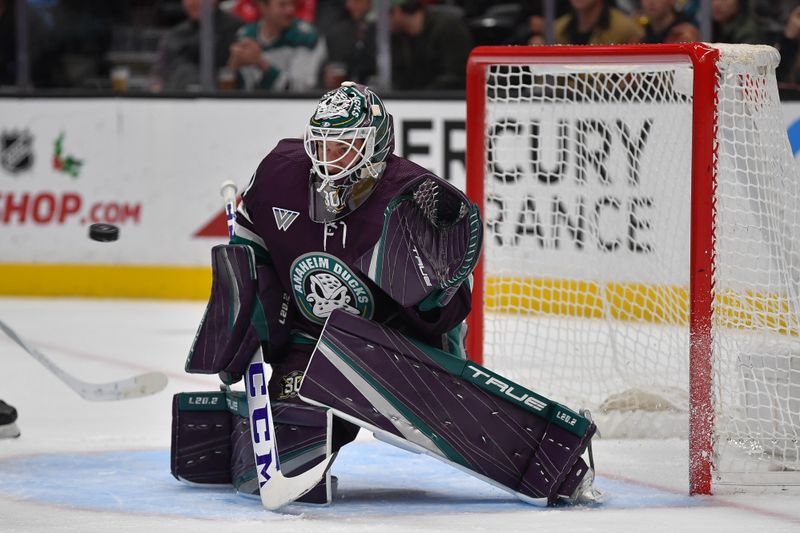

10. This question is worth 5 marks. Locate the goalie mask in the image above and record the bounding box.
[304,82,395,222]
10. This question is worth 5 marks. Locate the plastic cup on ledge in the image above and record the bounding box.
[218,67,235,91]
[111,66,130,92]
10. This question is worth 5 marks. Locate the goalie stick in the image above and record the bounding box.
[220,181,333,510]
[245,357,334,510]
[0,319,168,402]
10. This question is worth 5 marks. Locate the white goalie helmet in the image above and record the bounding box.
[304,82,395,222]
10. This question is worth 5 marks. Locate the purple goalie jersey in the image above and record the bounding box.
[234,138,472,348]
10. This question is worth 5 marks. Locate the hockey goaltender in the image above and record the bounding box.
[170,82,601,509]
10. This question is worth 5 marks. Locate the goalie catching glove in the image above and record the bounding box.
[354,176,482,311]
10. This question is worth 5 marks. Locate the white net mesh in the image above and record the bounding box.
[476,44,800,488]
[712,44,800,486]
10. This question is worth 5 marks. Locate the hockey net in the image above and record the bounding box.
[465,43,800,494]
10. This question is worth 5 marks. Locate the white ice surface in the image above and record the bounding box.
[0,297,799,533]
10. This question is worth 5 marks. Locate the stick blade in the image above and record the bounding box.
[79,372,169,402]
[260,455,334,511]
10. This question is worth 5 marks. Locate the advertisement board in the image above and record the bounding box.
[2,96,800,297]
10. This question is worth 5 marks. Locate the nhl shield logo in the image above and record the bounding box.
[1,129,34,174]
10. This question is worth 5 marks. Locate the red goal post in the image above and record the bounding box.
[465,43,800,496]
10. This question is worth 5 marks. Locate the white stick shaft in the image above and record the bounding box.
[220,180,238,239]
[0,319,167,401]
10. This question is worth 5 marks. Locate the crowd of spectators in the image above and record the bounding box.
[150,0,241,91]
[3,0,800,92]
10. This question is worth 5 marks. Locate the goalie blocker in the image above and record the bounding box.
[299,309,598,505]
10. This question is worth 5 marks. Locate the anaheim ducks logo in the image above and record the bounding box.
[290,252,373,324]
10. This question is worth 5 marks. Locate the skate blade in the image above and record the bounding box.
[0,423,20,439]
[564,468,604,505]
[573,485,604,505]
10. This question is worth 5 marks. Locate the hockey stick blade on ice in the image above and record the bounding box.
[0,319,168,401]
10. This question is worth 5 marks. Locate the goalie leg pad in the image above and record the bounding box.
[268,343,362,451]
[227,393,337,504]
[171,391,336,503]
[299,309,597,505]
[171,392,233,485]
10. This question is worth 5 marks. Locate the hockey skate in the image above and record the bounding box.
[561,409,602,504]
[562,467,603,505]
[0,400,20,439]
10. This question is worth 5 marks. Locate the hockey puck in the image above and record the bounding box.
[88,223,119,242]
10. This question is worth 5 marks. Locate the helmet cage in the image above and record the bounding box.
[304,125,377,183]
[304,82,395,222]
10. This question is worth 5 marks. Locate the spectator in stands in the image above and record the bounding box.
[640,0,699,43]
[458,0,496,19]
[232,0,318,23]
[776,5,800,83]
[505,0,570,45]
[316,0,350,36]
[711,0,767,44]
[151,0,242,91]
[555,0,644,44]
[664,21,700,41]
[232,0,260,22]
[750,0,795,42]
[56,1,133,88]
[293,0,316,22]
[227,0,326,91]
[390,0,472,90]
[675,0,701,27]
[324,0,375,87]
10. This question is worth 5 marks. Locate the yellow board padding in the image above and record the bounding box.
[0,264,212,300]
[485,276,690,322]
[485,276,800,335]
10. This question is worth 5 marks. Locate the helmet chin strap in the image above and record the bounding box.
[316,175,331,193]
[365,161,386,180]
